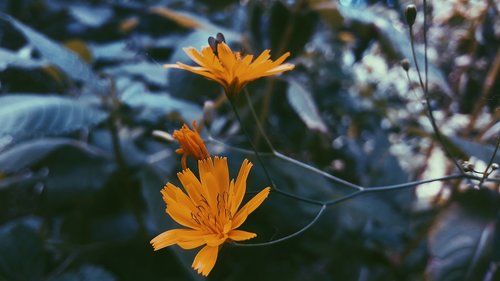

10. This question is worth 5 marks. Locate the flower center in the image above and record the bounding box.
[191,192,233,234]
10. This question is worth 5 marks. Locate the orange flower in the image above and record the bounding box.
[150,157,270,276]
[172,121,209,170]
[164,33,295,96]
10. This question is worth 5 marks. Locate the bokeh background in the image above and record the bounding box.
[0,0,499,280]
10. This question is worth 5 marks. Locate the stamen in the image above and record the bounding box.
[191,212,201,225]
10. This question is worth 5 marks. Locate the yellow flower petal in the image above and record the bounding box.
[151,229,206,251]
[228,229,257,241]
[232,187,270,229]
[166,38,294,96]
[151,157,269,277]
[172,121,210,170]
[213,156,229,194]
[230,159,253,215]
[192,246,219,277]
[177,169,203,203]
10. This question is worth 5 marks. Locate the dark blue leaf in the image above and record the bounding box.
[286,80,328,133]
[0,224,45,281]
[0,13,103,90]
[0,137,110,173]
[0,94,108,140]
[427,199,496,281]
[48,265,116,281]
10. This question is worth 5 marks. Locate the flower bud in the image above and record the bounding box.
[491,163,499,170]
[400,59,410,71]
[405,4,417,27]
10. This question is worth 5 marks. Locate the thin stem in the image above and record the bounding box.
[272,187,324,206]
[478,137,500,187]
[365,174,469,192]
[227,95,276,189]
[206,135,272,156]
[232,204,326,247]
[423,0,428,96]
[325,190,364,206]
[107,78,146,237]
[244,87,363,192]
[244,87,275,152]
[274,152,363,191]
[231,170,495,247]
[408,25,464,173]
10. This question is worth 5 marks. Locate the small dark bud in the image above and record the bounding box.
[405,4,417,27]
[461,161,475,172]
[401,59,410,71]
[491,163,499,170]
[208,36,218,54]
[216,32,226,43]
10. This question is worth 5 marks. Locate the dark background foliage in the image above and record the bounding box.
[0,0,499,280]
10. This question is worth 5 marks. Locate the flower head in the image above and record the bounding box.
[150,157,270,276]
[172,121,210,170]
[164,33,295,96]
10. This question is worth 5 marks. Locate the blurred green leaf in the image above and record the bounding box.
[427,194,497,281]
[0,94,108,140]
[286,80,328,133]
[69,5,113,28]
[0,224,45,281]
[48,265,116,281]
[122,90,202,123]
[89,41,137,62]
[0,13,102,90]
[103,62,168,87]
[0,137,109,173]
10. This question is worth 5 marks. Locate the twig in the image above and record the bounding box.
[232,204,326,247]
[478,137,500,187]
[407,9,464,174]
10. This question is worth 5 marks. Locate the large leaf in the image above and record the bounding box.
[0,137,110,173]
[121,86,202,123]
[426,191,498,281]
[0,224,45,281]
[0,94,108,140]
[286,80,328,133]
[102,62,168,87]
[0,13,102,89]
[89,41,137,62]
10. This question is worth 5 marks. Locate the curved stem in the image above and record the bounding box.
[274,152,363,191]
[365,174,468,192]
[244,88,275,152]
[272,187,324,206]
[408,25,463,174]
[478,136,500,187]
[231,204,326,247]
[227,95,277,190]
